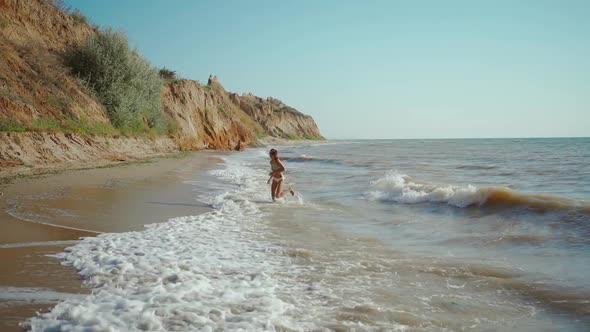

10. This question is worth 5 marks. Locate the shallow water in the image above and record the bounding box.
[29,138,590,331]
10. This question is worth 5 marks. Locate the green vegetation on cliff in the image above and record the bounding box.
[0,0,322,146]
[65,28,165,134]
[0,120,26,133]
[286,133,324,140]
[0,117,119,136]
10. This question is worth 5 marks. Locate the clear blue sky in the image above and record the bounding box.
[67,0,589,139]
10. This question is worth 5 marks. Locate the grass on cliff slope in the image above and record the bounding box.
[66,28,165,134]
[0,117,122,136]
[70,11,87,25]
[29,118,122,136]
[286,133,324,140]
[0,119,27,132]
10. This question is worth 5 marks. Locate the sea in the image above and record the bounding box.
[29,138,590,331]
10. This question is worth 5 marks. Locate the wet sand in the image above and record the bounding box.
[0,151,222,331]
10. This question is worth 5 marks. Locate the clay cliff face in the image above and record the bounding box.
[0,131,177,177]
[0,0,108,125]
[162,78,256,151]
[162,76,323,150]
[231,92,323,140]
[0,0,323,176]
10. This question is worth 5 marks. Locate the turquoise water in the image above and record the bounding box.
[243,138,590,330]
[30,138,590,331]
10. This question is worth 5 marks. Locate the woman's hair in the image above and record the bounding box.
[269,149,278,156]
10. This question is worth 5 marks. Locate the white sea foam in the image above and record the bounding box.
[367,171,484,208]
[366,171,590,212]
[28,209,301,331]
[27,152,316,331]
[0,240,79,249]
[0,287,85,303]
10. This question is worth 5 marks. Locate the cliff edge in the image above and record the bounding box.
[162,76,323,151]
[0,0,323,178]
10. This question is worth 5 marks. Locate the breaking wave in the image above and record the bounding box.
[367,171,590,213]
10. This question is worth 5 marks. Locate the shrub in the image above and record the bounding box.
[65,28,164,134]
[158,67,176,80]
[70,10,87,25]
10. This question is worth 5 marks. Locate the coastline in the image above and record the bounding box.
[0,132,179,184]
[0,137,319,331]
[0,136,320,184]
[0,151,223,331]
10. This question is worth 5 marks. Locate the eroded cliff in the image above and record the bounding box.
[0,0,108,125]
[162,76,323,151]
[0,0,323,178]
[232,92,323,140]
[162,78,258,151]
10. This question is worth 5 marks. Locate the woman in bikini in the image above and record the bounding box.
[267,148,295,202]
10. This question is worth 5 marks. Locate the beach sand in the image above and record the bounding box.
[0,151,222,331]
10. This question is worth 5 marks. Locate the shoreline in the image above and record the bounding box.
[0,137,321,331]
[0,136,321,185]
[0,151,224,331]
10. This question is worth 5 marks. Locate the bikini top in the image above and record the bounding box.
[271,161,281,171]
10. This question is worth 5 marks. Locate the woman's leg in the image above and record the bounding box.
[275,179,283,198]
[275,180,294,198]
[271,180,279,201]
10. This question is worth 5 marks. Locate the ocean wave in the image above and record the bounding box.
[367,171,590,212]
[282,155,343,165]
[456,164,497,170]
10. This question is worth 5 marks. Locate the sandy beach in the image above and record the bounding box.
[1,0,586,329]
[0,151,221,331]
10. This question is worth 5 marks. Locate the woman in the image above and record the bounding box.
[267,148,295,201]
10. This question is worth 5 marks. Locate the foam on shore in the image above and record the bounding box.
[26,153,315,331]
